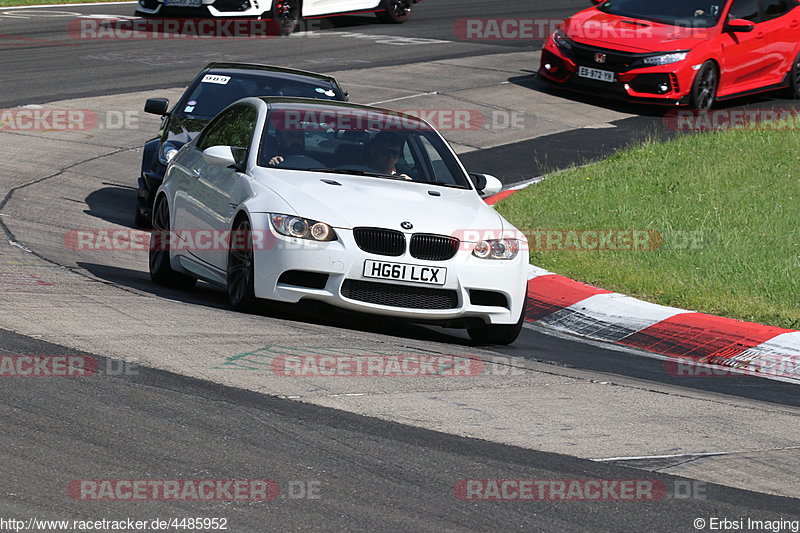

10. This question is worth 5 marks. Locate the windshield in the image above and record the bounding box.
[597,0,726,27]
[177,74,342,119]
[258,107,472,188]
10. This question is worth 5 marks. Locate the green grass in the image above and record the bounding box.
[497,122,800,329]
[0,0,126,6]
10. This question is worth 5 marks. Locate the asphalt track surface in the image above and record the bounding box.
[2,328,799,531]
[1,0,800,529]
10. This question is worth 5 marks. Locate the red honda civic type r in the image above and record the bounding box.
[539,0,800,108]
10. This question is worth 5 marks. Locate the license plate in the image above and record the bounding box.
[363,260,446,286]
[578,66,615,83]
[164,0,202,6]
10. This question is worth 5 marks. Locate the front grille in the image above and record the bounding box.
[212,0,251,11]
[570,42,649,73]
[410,234,459,261]
[341,279,458,310]
[353,227,406,257]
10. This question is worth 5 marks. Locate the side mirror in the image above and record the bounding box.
[144,98,169,116]
[469,173,503,197]
[203,146,237,167]
[725,18,755,32]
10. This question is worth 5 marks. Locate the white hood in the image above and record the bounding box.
[250,168,507,237]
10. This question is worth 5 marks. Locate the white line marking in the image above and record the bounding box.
[9,240,32,253]
[594,446,800,462]
[368,91,439,106]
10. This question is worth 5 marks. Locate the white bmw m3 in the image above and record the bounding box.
[150,98,529,344]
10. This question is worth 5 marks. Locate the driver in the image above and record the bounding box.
[267,128,305,166]
[364,131,410,177]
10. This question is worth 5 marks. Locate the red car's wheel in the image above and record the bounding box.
[689,61,718,110]
[787,52,800,99]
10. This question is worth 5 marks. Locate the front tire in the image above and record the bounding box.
[376,0,411,23]
[134,207,151,229]
[689,61,718,110]
[786,52,800,99]
[149,197,197,289]
[467,300,527,346]
[227,217,260,312]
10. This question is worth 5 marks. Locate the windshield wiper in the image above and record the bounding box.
[413,180,469,189]
[307,168,410,180]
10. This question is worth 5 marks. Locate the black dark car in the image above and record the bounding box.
[136,62,348,227]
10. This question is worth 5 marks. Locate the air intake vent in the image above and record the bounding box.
[353,227,406,257]
[341,279,458,310]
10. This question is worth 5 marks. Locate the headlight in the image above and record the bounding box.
[270,214,337,242]
[552,29,573,52]
[158,142,179,165]
[473,239,519,260]
[641,52,688,66]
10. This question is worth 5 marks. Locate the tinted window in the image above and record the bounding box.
[258,106,471,188]
[598,0,725,27]
[179,74,342,119]
[197,105,258,160]
[729,0,759,20]
[761,0,795,18]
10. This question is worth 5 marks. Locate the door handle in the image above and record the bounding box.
[755,31,765,39]
[791,20,799,28]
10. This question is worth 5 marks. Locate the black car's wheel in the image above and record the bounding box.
[376,0,411,23]
[467,299,527,346]
[786,52,800,99]
[227,217,260,312]
[149,197,197,288]
[271,0,301,35]
[689,61,718,110]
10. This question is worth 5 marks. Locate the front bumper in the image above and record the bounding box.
[137,166,166,218]
[249,213,529,326]
[136,0,268,16]
[538,41,695,106]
